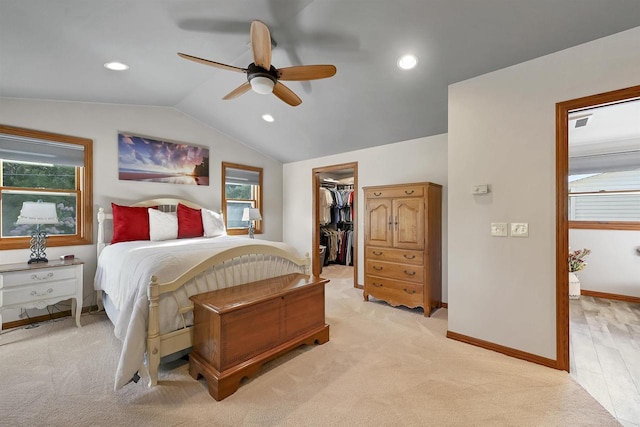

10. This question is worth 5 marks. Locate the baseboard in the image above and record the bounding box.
[1,306,100,331]
[581,289,640,304]
[446,330,559,370]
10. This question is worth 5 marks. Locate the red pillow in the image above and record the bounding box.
[177,203,204,238]
[111,203,154,244]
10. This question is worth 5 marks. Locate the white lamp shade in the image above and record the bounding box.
[250,76,274,94]
[16,201,59,225]
[242,207,262,221]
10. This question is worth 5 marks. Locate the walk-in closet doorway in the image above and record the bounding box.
[312,162,359,288]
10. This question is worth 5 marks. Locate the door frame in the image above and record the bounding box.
[312,162,359,287]
[555,84,640,371]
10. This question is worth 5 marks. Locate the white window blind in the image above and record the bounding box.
[0,133,85,167]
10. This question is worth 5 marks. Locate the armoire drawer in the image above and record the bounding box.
[365,276,423,308]
[365,246,423,265]
[365,260,423,283]
[365,185,424,199]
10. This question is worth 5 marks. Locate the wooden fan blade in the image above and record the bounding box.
[277,65,337,81]
[177,53,246,73]
[250,20,272,70]
[272,82,302,107]
[223,82,252,100]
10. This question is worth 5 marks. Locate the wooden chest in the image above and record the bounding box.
[188,273,330,401]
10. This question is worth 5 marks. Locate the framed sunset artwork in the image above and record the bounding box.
[118,133,209,185]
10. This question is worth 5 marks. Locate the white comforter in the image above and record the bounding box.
[94,236,300,390]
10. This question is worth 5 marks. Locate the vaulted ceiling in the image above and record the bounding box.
[1,1,639,162]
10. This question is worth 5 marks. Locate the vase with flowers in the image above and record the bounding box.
[568,248,591,299]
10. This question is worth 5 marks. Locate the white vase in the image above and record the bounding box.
[569,272,581,299]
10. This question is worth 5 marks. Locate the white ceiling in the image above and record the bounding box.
[1,1,639,163]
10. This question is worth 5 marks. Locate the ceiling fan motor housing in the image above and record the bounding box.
[247,63,278,85]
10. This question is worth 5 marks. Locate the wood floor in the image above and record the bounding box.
[570,295,640,426]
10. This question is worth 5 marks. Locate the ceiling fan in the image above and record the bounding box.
[178,20,337,107]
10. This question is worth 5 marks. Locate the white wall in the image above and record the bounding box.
[0,98,284,322]
[570,229,640,297]
[283,134,449,301]
[448,26,640,359]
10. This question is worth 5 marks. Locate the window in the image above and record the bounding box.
[568,168,640,230]
[222,162,262,235]
[0,125,93,249]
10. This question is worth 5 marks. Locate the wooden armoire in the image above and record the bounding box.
[363,182,442,316]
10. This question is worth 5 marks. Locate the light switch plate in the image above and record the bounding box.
[473,184,489,195]
[511,223,529,237]
[491,223,508,237]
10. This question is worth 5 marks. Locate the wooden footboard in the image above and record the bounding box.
[145,244,310,387]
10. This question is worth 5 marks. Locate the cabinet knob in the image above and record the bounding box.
[372,282,383,288]
[372,251,383,256]
[403,254,416,260]
[372,265,383,271]
[403,270,416,276]
[403,288,416,294]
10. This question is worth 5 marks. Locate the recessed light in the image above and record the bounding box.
[397,54,417,70]
[262,114,275,123]
[104,61,129,71]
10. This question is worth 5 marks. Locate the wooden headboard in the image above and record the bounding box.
[97,198,205,257]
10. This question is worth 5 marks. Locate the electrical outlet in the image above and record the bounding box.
[491,223,508,237]
[511,223,529,237]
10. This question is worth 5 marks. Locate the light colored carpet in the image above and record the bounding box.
[0,268,618,427]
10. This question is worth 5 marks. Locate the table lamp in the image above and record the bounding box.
[16,201,59,264]
[241,207,262,239]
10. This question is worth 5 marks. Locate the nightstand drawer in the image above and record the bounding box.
[1,266,76,288]
[1,279,77,306]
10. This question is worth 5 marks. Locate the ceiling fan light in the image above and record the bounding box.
[250,76,275,94]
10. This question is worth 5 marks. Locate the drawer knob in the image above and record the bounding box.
[30,288,53,297]
[403,254,416,260]
[405,190,414,195]
[403,288,416,294]
[372,251,383,256]
[404,270,416,276]
[372,266,383,271]
[31,272,54,281]
[373,192,382,196]
[372,282,383,288]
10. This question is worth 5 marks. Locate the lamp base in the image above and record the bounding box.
[28,228,49,264]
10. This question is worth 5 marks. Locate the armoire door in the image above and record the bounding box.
[392,197,424,250]
[365,198,393,247]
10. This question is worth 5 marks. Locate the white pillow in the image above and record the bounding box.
[148,208,178,241]
[201,209,226,237]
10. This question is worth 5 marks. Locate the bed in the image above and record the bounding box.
[94,198,310,390]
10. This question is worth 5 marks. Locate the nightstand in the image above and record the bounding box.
[0,259,84,330]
